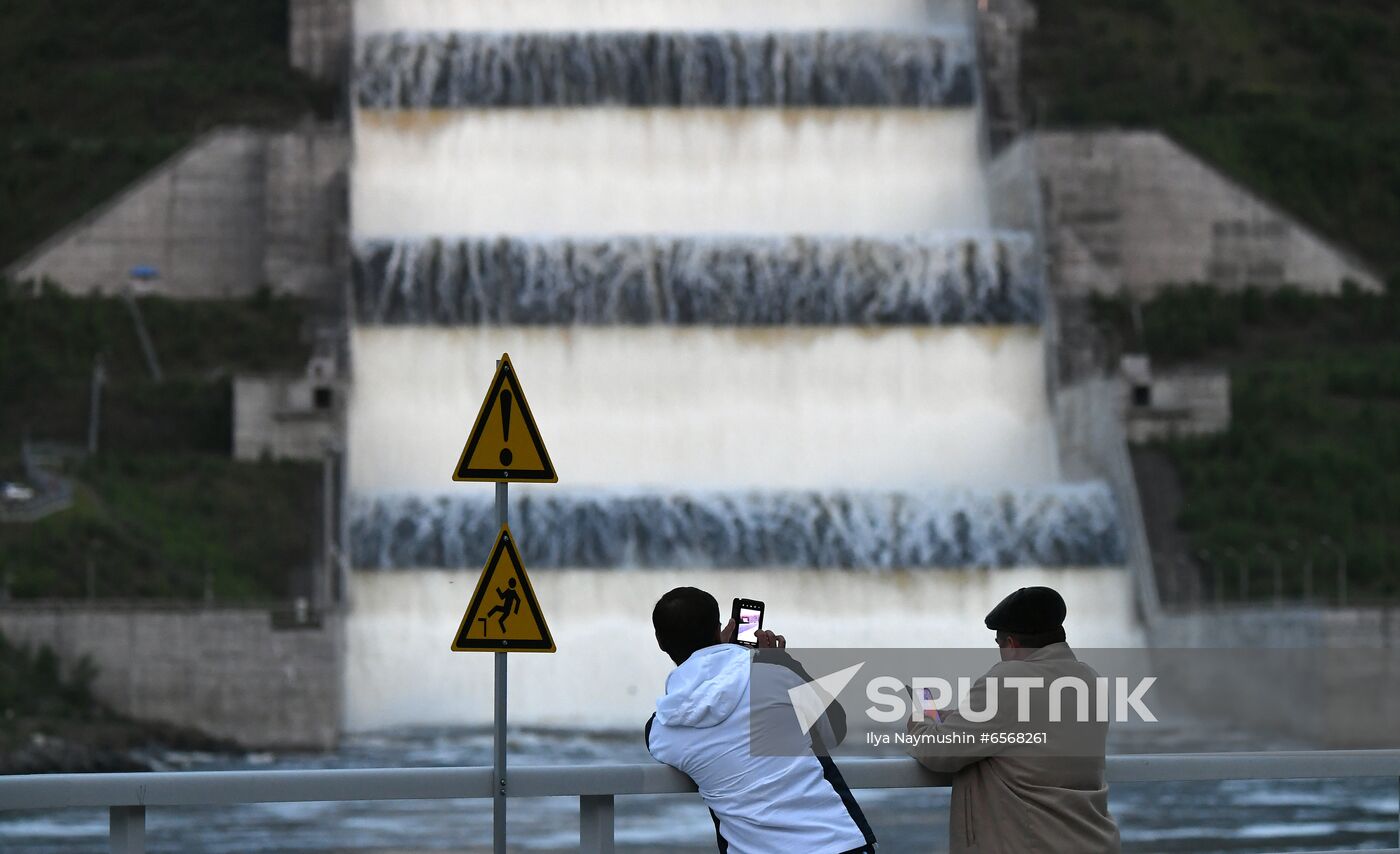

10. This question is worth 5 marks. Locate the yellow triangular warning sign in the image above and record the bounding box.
[452,353,558,483]
[451,524,555,653]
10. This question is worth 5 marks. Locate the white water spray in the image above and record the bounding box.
[353,233,1042,326]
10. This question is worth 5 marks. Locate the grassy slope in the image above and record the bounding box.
[1025,0,1400,276]
[1093,286,1400,600]
[0,0,332,267]
[0,283,320,601]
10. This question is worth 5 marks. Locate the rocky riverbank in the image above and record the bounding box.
[1,714,237,775]
[0,629,235,775]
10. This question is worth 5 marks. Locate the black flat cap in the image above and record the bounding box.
[985,587,1066,634]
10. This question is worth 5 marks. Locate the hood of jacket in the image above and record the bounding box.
[655,643,751,728]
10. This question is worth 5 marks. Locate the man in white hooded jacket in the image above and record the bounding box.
[645,586,876,854]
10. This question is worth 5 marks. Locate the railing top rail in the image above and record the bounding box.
[3,751,1399,812]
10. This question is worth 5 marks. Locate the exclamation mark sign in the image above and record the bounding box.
[498,390,514,466]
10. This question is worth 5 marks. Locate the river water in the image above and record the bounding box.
[2,726,1395,853]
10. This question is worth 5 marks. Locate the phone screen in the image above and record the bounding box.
[922,687,941,722]
[735,605,763,646]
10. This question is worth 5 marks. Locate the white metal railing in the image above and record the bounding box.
[2,751,1398,854]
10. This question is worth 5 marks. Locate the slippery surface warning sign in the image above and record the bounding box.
[451,524,555,653]
[452,353,558,483]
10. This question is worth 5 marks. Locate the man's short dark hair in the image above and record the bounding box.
[653,587,720,664]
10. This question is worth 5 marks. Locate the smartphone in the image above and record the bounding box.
[904,684,941,722]
[922,687,941,723]
[731,598,765,648]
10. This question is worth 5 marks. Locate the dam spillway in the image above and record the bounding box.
[345,0,1136,731]
[352,234,1042,326]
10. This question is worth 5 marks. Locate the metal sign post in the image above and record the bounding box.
[494,479,508,854]
[449,353,559,854]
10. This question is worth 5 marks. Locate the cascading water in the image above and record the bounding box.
[355,31,974,109]
[344,1,1139,733]
[352,234,1042,326]
[351,487,1123,571]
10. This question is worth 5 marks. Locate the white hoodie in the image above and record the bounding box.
[646,644,875,854]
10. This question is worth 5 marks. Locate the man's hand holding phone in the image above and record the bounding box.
[753,628,786,648]
[903,684,942,729]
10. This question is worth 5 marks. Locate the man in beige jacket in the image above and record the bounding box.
[906,587,1121,854]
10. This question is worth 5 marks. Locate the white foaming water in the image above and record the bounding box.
[352,109,989,238]
[343,0,1140,739]
[344,567,1141,731]
[352,233,1042,326]
[347,326,1058,494]
[354,0,972,34]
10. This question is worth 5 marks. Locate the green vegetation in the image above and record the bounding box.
[0,631,99,724]
[0,0,332,266]
[0,279,310,450]
[1039,0,1400,598]
[0,455,320,600]
[1093,285,1400,600]
[0,0,331,602]
[1026,0,1400,275]
[0,282,319,601]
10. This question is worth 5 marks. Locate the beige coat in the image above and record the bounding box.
[906,643,1121,854]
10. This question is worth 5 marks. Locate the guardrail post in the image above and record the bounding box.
[580,794,615,854]
[110,805,145,854]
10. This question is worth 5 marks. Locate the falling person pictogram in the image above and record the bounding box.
[480,578,521,634]
[452,524,555,652]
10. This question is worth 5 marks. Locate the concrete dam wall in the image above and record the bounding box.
[343,0,1136,731]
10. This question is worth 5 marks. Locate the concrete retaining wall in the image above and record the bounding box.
[233,373,342,462]
[1148,606,1400,748]
[1125,368,1231,443]
[5,126,348,300]
[1054,377,1160,624]
[0,605,343,749]
[291,0,353,83]
[975,0,1037,151]
[1152,605,1400,649]
[1032,130,1382,296]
